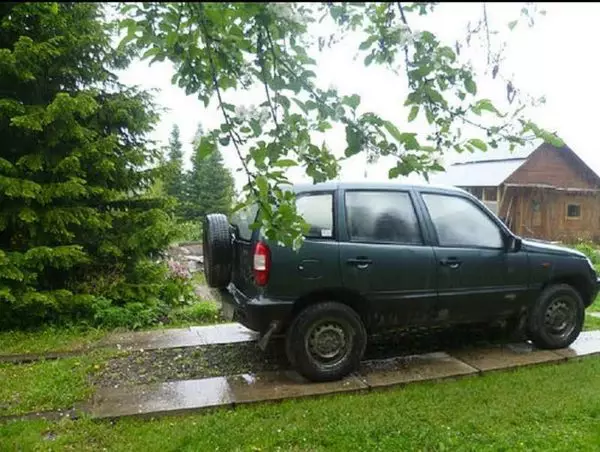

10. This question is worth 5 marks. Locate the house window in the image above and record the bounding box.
[567,204,581,219]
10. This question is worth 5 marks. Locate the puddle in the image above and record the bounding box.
[450,343,564,372]
[359,352,478,387]
[90,370,367,419]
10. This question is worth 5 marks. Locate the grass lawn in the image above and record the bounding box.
[0,302,221,357]
[1,357,600,451]
[0,351,114,417]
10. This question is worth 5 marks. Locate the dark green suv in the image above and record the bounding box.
[203,182,600,382]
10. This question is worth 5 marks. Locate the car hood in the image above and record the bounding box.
[521,238,587,259]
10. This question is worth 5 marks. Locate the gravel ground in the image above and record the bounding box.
[93,324,513,388]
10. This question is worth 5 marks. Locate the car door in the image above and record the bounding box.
[338,189,438,330]
[417,191,530,324]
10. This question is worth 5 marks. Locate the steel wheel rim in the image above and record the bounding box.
[305,318,353,370]
[544,296,576,340]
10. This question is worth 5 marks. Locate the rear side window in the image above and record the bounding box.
[296,193,334,239]
[230,204,259,241]
[345,191,422,245]
[422,193,503,249]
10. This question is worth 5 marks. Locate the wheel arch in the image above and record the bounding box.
[542,274,594,307]
[291,287,370,327]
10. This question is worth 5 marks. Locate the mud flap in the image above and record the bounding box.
[257,321,281,351]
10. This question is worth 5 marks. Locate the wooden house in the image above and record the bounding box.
[430,142,600,243]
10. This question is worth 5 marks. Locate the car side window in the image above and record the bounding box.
[345,191,423,245]
[296,193,334,239]
[422,193,504,249]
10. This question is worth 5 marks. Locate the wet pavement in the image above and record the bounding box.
[97,323,258,351]
[86,330,600,420]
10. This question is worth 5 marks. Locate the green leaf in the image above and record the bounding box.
[399,133,419,150]
[468,138,487,151]
[256,175,269,196]
[342,94,361,110]
[425,109,435,125]
[408,106,419,122]
[383,121,402,142]
[508,20,518,30]
[249,119,262,137]
[464,78,477,95]
[344,125,362,157]
[197,137,215,160]
[273,159,298,168]
[388,166,401,179]
[142,47,160,60]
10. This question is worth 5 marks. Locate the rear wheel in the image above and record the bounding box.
[202,213,233,289]
[285,302,367,382]
[527,284,584,349]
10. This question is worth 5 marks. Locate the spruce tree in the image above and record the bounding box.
[164,124,185,203]
[183,124,235,221]
[0,3,180,328]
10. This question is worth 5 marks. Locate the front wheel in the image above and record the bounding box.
[285,302,367,382]
[527,284,584,349]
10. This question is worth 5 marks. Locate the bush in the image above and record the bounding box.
[174,221,203,243]
[573,241,600,272]
[168,301,222,326]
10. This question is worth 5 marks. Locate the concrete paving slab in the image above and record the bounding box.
[97,323,258,351]
[89,376,235,419]
[89,371,367,419]
[450,342,564,372]
[555,330,600,358]
[358,352,479,388]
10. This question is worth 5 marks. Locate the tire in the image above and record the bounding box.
[202,213,233,289]
[527,284,584,349]
[285,302,367,382]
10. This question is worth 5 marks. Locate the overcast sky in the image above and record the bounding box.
[117,2,600,190]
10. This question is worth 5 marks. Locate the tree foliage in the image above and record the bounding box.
[183,124,235,221]
[0,3,191,329]
[122,2,562,249]
[163,124,187,218]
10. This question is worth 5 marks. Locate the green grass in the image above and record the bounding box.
[2,358,600,450]
[584,314,600,331]
[0,352,112,417]
[0,327,107,356]
[589,295,600,312]
[166,301,221,326]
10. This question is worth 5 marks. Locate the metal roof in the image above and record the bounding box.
[428,158,527,187]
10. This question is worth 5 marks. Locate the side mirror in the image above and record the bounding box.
[505,235,522,253]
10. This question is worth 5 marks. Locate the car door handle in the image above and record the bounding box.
[347,257,372,269]
[440,258,462,269]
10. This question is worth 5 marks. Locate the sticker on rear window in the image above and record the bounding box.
[321,229,332,237]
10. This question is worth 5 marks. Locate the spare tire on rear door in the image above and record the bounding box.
[202,213,233,289]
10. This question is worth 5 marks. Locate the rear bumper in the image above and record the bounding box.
[225,283,294,333]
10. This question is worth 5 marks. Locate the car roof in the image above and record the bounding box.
[292,180,468,196]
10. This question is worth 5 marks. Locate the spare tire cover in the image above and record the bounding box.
[202,213,233,289]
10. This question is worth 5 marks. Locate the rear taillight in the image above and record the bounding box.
[253,241,271,286]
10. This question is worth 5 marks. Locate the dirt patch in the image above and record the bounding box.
[93,342,288,388]
[93,325,511,388]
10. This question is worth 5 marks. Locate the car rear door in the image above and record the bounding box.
[338,188,438,330]
[416,190,530,324]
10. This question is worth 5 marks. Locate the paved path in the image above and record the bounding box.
[97,323,258,351]
[84,331,600,420]
[0,323,258,364]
